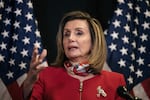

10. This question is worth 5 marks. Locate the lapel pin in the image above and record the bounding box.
[96,86,107,97]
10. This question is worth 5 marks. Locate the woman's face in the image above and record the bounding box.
[63,19,92,62]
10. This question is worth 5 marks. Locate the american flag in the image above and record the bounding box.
[0,0,47,100]
[104,0,150,99]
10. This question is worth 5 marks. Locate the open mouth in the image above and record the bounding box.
[68,46,78,51]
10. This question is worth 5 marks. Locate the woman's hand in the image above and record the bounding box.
[28,46,47,83]
[23,47,47,100]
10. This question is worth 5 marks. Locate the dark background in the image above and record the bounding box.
[32,0,117,64]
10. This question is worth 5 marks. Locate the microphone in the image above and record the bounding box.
[117,86,142,100]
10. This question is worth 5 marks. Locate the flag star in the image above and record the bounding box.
[142,21,149,30]
[0,1,4,8]
[127,2,133,9]
[113,19,121,28]
[135,69,143,78]
[129,64,135,72]
[13,21,20,29]
[19,61,26,70]
[20,49,28,57]
[14,8,22,16]
[12,34,18,41]
[138,46,146,54]
[140,34,148,42]
[146,0,149,5]
[118,0,125,4]
[0,54,5,62]
[35,20,38,25]
[132,29,138,36]
[27,1,33,8]
[25,12,33,20]
[136,57,144,66]
[1,30,9,38]
[9,59,15,66]
[118,59,126,67]
[24,24,32,32]
[124,24,130,32]
[34,41,41,48]
[22,36,30,45]
[131,53,135,60]
[3,18,11,26]
[35,30,41,37]
[135,6,140,13]
[134,17,139,25]
[111,31,119,40]
[120,47,128,55]
[6,71,14,79]
[104,30,108,35]
[109,43,117,51]
[5,6,12,13]
[115,8,123,16]
[10,46,17,54]
[127,76,133,84]
[144,10,150,18]
[126,13,131,21]
[16,0,23,4]
[0,42,7,50]
[122,35,129,44]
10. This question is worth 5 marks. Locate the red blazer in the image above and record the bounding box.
[30,66,126,100]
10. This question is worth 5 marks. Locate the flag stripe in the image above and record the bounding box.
[0,78,12,100]
[133,82,149,100]
[7,81,23,100]
[16,73,27,87]
[141,78,150,98]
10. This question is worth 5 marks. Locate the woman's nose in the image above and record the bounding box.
[68,34,75,42]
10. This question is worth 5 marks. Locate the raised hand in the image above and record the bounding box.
[29,46,47,82]
[23,47,47,99]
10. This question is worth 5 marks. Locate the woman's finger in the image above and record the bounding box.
[38,49,47,63]
[30,48,47,72]
[31,47,39,62]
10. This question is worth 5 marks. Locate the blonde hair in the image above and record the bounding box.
[52,11,107,73]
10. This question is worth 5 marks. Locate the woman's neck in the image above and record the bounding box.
[69,56,88,64]
[69,59,88,65]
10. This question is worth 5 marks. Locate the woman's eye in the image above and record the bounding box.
[63,32,70,37]
[76,31,83,35]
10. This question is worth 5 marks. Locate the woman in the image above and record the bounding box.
[23,11,126,100]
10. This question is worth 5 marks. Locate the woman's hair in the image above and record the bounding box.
[52,10,107,73]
